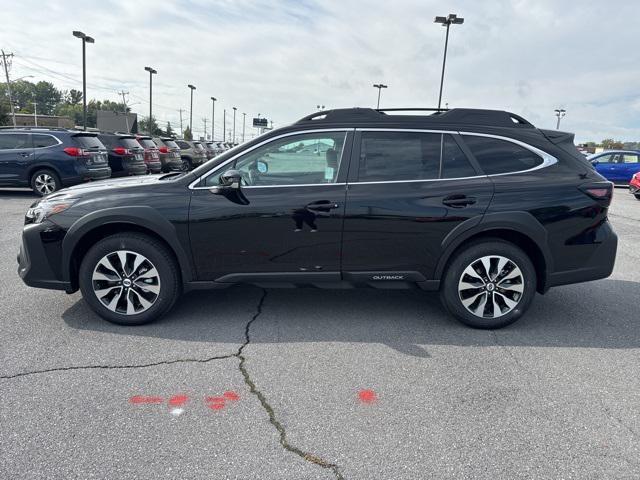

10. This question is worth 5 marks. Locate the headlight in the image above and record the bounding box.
[25,198,77,224]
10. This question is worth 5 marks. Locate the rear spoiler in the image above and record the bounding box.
[539,129,575,145]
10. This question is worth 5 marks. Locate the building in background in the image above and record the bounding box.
[13,114,74,128]
[96,110,137,133]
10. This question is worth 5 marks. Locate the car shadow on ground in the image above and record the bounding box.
[0,189,38,198]
[62,278,639,358]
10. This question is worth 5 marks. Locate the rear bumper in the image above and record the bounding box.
[145,161,162,173]
[17,222,72,292]
[546,220,618,288]
[123,162,148,176]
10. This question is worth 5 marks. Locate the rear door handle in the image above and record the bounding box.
[442,195,476,208]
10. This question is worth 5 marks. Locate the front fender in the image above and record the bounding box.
[61,206,194,284]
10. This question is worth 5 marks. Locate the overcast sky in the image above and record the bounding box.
[2,0,639,142]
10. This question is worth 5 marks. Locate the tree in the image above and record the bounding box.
[0,101,8,125]
[138,116,163,136]
[183,126,193,140]
[0,79,61,115]
[601,139,624,150]
[165,122,175,137]
[63,89,83,105]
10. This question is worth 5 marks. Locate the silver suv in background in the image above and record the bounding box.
[152,137,184,172]
[174,139,207,170]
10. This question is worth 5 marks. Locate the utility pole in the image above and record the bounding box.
[210,97,216,141]
[242,112,246,142]
[203,118,208,140]
[223,109,226,142]
[1,50,17,127]
[144,67,157,134]
[372,84,387,109]
[118,90,130,132]
[178,109,185,136]
[187,84,196,132]
[554,108,566,130]
[32,101,38,127]
[72,31,95,130]
[434,14,464,110]
[232,107,237,144]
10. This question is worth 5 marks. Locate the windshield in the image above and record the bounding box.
[117,137,143,149]
[163,140,179,149]
[72,135,105,150]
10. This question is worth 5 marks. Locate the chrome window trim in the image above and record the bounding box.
[348,128,557,185]
[189,128,352,190]
[31,133,63,150]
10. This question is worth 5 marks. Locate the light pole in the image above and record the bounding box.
[232,107,237,144]
[316,104,325,111]
[554,108,566,129]
[144,67,157,134]
[210,97,216,140]
[223,109,226,142]
[242,112,246,142]
[373,84,387,109]
[72,31,95,130]
[434,13,464,110]
[187,84,196,133]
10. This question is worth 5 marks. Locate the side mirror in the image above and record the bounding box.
[256,160,268,174]
[219,169,243,189]
[591,160,599,166]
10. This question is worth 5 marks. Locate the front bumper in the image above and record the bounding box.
[17,222,72,292]
[546,220,618,288]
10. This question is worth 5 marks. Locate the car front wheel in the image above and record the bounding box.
[440,239,536,329]
[78,233,180,325]
[31,169,61,196]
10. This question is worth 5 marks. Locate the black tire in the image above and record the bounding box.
[635,194,640,200]
[440,239,536,329]
[182,157,193,171]
[78,233,180,325]
[30,169,61,196]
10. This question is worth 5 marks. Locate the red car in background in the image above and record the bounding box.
[630,172,640,200]
[136,135,163,174]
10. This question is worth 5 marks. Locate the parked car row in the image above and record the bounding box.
[0,127,229,195]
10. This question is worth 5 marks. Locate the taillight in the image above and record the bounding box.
[579,182,613,206]
[113,147,129,155]
[63,147,85,157]
[159,146,169,153]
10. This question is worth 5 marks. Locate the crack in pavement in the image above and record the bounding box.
[0,353,236,380]
[1,288,345,478]
[234,289,345,480]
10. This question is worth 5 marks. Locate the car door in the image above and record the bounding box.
[188,130,353,281]
[591,153,615,181]
[620,153,640,182]
[0,133,33,186]
[341,130,494,282]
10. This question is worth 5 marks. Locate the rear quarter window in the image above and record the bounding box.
[175,140,190,149]
[462,135,543,175]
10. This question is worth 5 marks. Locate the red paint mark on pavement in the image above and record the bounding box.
[129,395,164,405]
[223,391,240,401]
[208,402,225,410]
[358,389,377,404]
[206,396,226,404]
[168,394,189,407]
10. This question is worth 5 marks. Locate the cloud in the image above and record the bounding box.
[2,0,639,142]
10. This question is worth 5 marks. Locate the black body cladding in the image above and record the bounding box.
[17,108,617,326]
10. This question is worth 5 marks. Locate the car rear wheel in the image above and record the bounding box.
[440,239,536,329]
[182,158,192,171]
[30,169,61,196]
[635,194,640,200]
[78,233,180,325]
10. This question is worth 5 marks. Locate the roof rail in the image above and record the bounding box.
[0,126,77,132]
[295,107,534,128]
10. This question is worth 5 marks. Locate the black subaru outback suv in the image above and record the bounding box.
[17,108,617,329]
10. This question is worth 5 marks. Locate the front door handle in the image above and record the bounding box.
[20,152,31,158]
[442,195,476,208]
[307,200,340,209]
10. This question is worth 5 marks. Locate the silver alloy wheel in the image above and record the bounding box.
[458,255,524,319]
[34,173,56,194]
[91,250,161,315]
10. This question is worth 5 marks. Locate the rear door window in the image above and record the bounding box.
[358,131,441,181]
[461,135,543,175]
[0,133,31,150]
[32,134,59,148]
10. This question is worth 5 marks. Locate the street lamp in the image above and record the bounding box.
[144,67,157,134]
[316,104,325,111]
[210,97,216,140]
[554,108,567,130]
[72,30,95,130]
[232,107,237,144]
[223,109,226,142]
[187,84,196,133]
[434,13,464,110]
[373,84,388,109]
[242,112,246,142]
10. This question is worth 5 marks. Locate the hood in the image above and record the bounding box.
[45,174,182,200]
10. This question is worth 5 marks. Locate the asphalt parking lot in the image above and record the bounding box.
[1,188,639,480]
